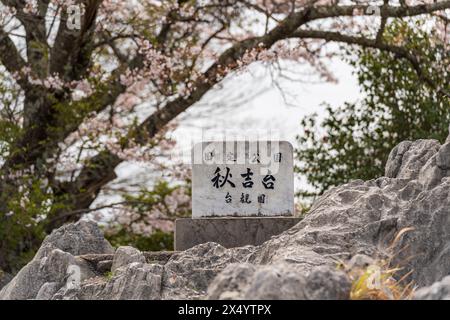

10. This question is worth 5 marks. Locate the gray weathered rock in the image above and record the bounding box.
[1,133,450,300]
[0,220,112,300]
[36,282,61,300]
[111,246,146,273]
[414,276,450,300]
[41,220,114,256]
[385,140,440,179]
[207,264,350,300]
[53,262,166,300]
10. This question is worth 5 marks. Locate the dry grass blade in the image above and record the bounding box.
[346,227,417,300]
[389,227,415,250]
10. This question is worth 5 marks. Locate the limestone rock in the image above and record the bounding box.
[41,220,114,256]
[302,266,351,300]
[53,262,165,300]
[79,254,114,274]
[385,139,440,179]
[414,276,450,300]
[36,282,61,300]
[2,134,450,300]
[0,220,112,300]
[111,246,146,273]
[208,264,350,300]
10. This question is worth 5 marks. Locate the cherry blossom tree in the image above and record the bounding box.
[0,0,448,270]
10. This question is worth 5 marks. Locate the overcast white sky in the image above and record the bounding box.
[172,57,362,159]
[108,56,363,202]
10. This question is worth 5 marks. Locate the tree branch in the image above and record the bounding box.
[49,6,316,223]
[376,0,389,44]
[291,29,449,97]
[50,0,103,81]
[308,1,450,20]
[0,28,26,81]
[1,0,50,77]
[9,0,449,228]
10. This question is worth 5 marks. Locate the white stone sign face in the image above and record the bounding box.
[192,141,294,218]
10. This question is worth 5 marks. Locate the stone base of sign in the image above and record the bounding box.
[175,217,301,251]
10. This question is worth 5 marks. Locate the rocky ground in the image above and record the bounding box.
[1,134,450,300]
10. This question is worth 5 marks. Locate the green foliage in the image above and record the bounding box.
[0,70,22,155]
[104,179,191,252]
[296,20,450,200]
[0,175,50,271]
[105,228,174,252]
[124,179,191,218]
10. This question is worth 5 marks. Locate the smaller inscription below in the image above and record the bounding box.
[192,141,294,217]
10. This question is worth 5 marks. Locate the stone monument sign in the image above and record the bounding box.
[175,140,299,251]
[191,141,294,217]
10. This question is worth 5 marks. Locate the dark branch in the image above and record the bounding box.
[291,29,449,97]
[0,29,27,84]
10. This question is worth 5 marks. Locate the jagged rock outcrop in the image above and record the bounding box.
[111,246,146,272]
[414,275,450,300]
[208,263,350,300]
[1,134,450,300]
[0,221,114,300]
